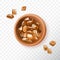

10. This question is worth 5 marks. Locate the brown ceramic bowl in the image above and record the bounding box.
[14,14,46,46]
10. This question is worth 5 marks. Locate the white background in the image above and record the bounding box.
[0,0,60,60]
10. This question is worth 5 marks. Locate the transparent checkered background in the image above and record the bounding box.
[0,0,60,60]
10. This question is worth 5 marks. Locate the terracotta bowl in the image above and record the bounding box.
[14,14,46,46]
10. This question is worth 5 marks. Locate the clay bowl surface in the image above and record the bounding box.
[14,14,46,46]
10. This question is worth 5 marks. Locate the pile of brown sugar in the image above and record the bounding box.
[18,17,42,43]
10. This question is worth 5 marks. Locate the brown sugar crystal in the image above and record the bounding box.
[49,40,56,46]
[47,48,52,54]
[12,9,16,15]
[43,45,48,51]
[7,14,14,19]
[23,25,27,32]
[21,6,26,11]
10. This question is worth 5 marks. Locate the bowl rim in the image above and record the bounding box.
[14,14,46,46]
